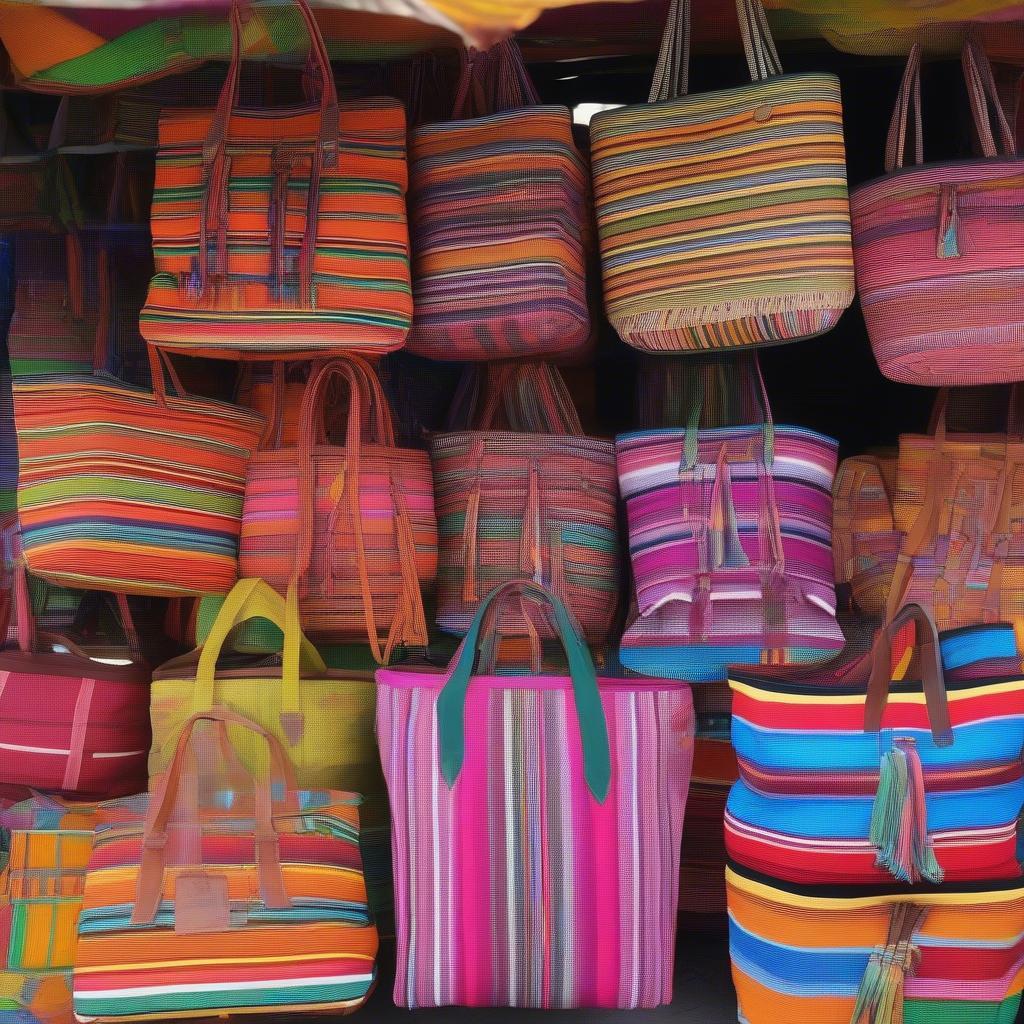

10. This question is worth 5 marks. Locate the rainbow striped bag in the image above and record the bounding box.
[589,0,854,353]
[72,708,378,1022]
[13,351,263,597]
[139,0,411,359]
[405,41,590,361]
[617,359,843,682]
[727,861,1024,1024]
[727,606,1024,887]
[430,361,620,645]
[377,581,693,1008]
[852,40,1024,386]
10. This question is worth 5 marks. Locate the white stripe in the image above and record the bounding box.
[504,691,517,1006]
[75,973,375,1000]
[92,749,146,759]
[0,741,69,755]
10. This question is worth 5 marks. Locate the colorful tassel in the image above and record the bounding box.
[851,903,925,1024]
[869,737,943,884]
[936,183,961,259]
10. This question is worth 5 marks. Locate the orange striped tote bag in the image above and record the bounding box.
[238,356,437,661]
[590,0,854,353]
[405,40,590,362]
[139,0,411,359]
[13,350,263,596]
[72,708,379,1021]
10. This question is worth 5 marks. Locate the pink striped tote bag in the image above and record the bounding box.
[377,580,694,1009]
[852,39,1024,385]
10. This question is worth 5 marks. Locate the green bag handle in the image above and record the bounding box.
[436,580,611,802]
[194,578,327,743]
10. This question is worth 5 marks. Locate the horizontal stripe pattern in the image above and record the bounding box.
[590,74,855,352]
[406,106,590,361]
[13,374,263,596]
[140,98,411,356]
[852,159,1024,385]
[376,669,693,1008]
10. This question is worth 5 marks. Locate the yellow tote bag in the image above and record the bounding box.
[149,578,383,796]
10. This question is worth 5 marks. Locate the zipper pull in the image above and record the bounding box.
[937,183,961,259]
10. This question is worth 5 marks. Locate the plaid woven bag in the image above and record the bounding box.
[617,357,843,682]
[590,0,854,352]
[239,356,437,661]
[430,361,620,644]
[851,40,1024,385]
[405,40,590,361]
[14,351,263,596]
[139,0,411,359]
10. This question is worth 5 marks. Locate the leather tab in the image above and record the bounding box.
[174,871,231,935]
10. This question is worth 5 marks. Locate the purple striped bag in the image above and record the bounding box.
[617,358,842,682]
[377,580,694,1009]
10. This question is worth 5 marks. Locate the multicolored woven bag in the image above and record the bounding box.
[727,861,1024,1024]
[727,605,1024,887]
[851,40,1024,385]
[430,362,620,643]
[139,0,411,359]
[73,708,379,1022]
[0,559,150,800]
[617,359,843,682]
[377,581,694,1008]
[13,352,264,596]
[405,40,590,361]
[239,356,437,660]
[589,0,854,352]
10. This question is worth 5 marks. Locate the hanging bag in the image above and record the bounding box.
[617,356,843,682]
[726,603,1024,886]
[589,0,854,353]
[139,0,411,358]
[405,40,590,361]
[377,580,693,1009]
[851,40,1024,385]
[14,348,264,596]
[0,559,150,799]
[238,356,437,660]
[73,707,379,1022]
[430,361,620,644]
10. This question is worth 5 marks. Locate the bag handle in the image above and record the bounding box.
[886,40,1016,172]
[451,39,540,119]
[131,707,297,927]
[437,579,611,802]
[193,578,327,742]
[649,0,782,103]
[475,362,585,435]
[864,603,952,746]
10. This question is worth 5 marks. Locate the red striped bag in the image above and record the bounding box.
[239,356,437,662]
[852,40,1024,385]
[139,0,411,359]
[0,559,150,799]
[431,361,620,643]
[405,41,590,362]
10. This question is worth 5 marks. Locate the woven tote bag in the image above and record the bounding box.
[13,348,263,597]
[377,580,694,1009]
[405,40,590,361]
[0,560,150,800]
[851,40,1024,385]
[239,356,437,661]
[727,862,1024,1024]
[149,577,384,801]
[589,0,854,353]
[617,358,843,682]
[139,0,411,359]
[430,362,620,643]
[72,708,379,1022]
[727,604,1024,887]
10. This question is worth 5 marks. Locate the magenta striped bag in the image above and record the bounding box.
[376,580,694,1009]
[852,40,1024,385]
[617,360,842,682]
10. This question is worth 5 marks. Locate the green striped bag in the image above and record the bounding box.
[589,0,855,353]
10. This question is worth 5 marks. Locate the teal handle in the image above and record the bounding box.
[436,580,611,803]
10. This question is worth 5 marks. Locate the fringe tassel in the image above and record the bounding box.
[869,737,943,885]
[851,904,925,1024]
[937,184,961,259]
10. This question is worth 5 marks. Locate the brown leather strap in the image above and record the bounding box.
[131,708,297,926]
[864,603,952,746]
